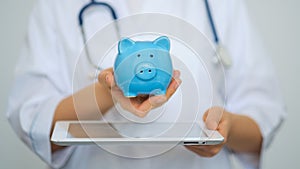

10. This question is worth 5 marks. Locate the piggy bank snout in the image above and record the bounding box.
[135,62,157,81]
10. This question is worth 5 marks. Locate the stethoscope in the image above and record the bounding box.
[78,0,232,71]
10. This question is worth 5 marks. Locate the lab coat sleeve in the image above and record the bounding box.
[214,0,286,168]
[6,0,74,168]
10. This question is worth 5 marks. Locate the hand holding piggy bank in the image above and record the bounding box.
[114,36,173,97]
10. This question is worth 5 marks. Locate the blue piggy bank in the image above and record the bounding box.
[114,36,173,97]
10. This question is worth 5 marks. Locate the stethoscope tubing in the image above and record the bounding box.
[78,0,231,70]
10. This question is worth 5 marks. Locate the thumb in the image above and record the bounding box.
[98,68,115,88]
[203,107,224,130]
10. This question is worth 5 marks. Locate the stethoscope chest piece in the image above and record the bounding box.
[216,44,232,68]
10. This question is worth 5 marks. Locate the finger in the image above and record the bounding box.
[127,95,167,118]
[131,95,149,105]
[165,70,182,99]
[203,107,224,130]
[148,95,167,107]
[185,146,215,158]
[165,78,182,99]
[134,97,161,117]
[185,145,223,157]
[111,91,144,116]
[98,68,114,88]
[107,73,116,88]
[112,93,150,118]
[173,70,180,79]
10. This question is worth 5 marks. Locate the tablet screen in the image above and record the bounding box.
[67,122,204,139]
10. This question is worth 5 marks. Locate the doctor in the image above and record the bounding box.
[7,0,285,169]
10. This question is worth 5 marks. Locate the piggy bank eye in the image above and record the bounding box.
[150,54,154,58]
[137,54,141,57]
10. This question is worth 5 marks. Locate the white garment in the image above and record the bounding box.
[6,0,286,169]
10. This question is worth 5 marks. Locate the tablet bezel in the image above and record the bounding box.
[51,121,224,146]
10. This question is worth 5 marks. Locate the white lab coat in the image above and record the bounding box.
[6,0,286,169]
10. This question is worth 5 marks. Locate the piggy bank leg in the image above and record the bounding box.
[151,88,166,96]
[124,92,138,98]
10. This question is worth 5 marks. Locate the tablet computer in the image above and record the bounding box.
[51,121,224,146]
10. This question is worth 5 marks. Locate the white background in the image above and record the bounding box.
[0,0,299,168]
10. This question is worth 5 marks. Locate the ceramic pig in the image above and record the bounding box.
[114,36,173,97]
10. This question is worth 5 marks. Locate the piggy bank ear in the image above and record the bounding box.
[153,36,170,51]
[118,38,135,54]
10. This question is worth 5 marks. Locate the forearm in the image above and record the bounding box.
[51,82,113,152]
[226,113,262,154]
